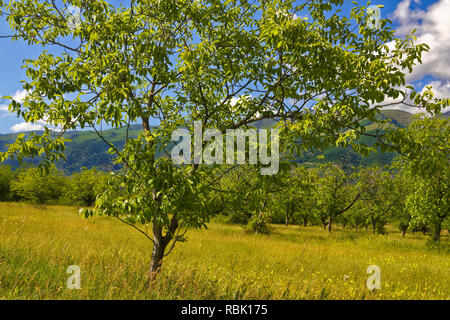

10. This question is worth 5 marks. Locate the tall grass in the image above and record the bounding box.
[0,202,448,299]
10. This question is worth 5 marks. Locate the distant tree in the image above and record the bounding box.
[266,166,299,226]
[218,164,289,233]
[255,165,318,228]
[390,169,413,237]
[357,166,393,234]
[213,165,259,225]
[407,176,449,241]
[288,167,319,227]
[389,117,449,241]
[443,218,450,236]
[316,164,361,232]
[0,165,15,201]
[64,168,109,206]
[11,166,66,203]
[343,205,366,231]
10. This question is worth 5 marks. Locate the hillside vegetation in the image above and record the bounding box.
[0,110,429,173]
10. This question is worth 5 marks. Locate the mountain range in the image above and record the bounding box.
[0,110,448,173]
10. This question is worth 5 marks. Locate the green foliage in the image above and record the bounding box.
[356,166,393,234]
[0,165,15,201]
[389,171,413,236]
[391,117,449,241]
[388,116,449,176]
[226,212,253,225]
[64,168,109,206]
[0,165,114,206]
[245,214,271,235]
[10,166,66,204]
[0,111,428,173]
[315,164,361,231]
[268,166,319,226]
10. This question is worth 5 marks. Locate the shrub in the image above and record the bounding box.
[64,168,109,206]
[10,166,67,204]
[245,215,271,235]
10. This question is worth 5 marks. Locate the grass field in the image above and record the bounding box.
[0,202,449,300]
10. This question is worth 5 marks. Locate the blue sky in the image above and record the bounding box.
[0,0,448,133]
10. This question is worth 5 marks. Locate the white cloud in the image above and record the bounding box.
[422,80,450,98]
[1,89,30,116]
[380,0,450,114]
[379,80,450,114]
[421,80,450,113]
[229,96,241,107]
[10,122,44,132]
[391,0,450,82]
[11,89,29,103]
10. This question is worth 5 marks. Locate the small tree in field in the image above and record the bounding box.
[218,163,290,232]
[11,166,66,203]
[64,168,109,206]
[389,117,449,241]
[357,166,393,234]
[343,205,366,231]
[282,166,318,227]
[390,169,413,237]
[1,0,447,275]
[316,164,361,232]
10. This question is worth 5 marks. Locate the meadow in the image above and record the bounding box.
[0,202,449,300]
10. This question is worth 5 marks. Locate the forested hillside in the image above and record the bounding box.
[2,110,438,173]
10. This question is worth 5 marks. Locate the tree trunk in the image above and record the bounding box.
[401,228,406,237]
[432,225,441,242]
[327,216,333,232]
[150,239,166,275]
[149,225,167,277]
[259,200,267,219]
[285,209,289,227]
[149,215,179,279]
[303,217,307,227]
